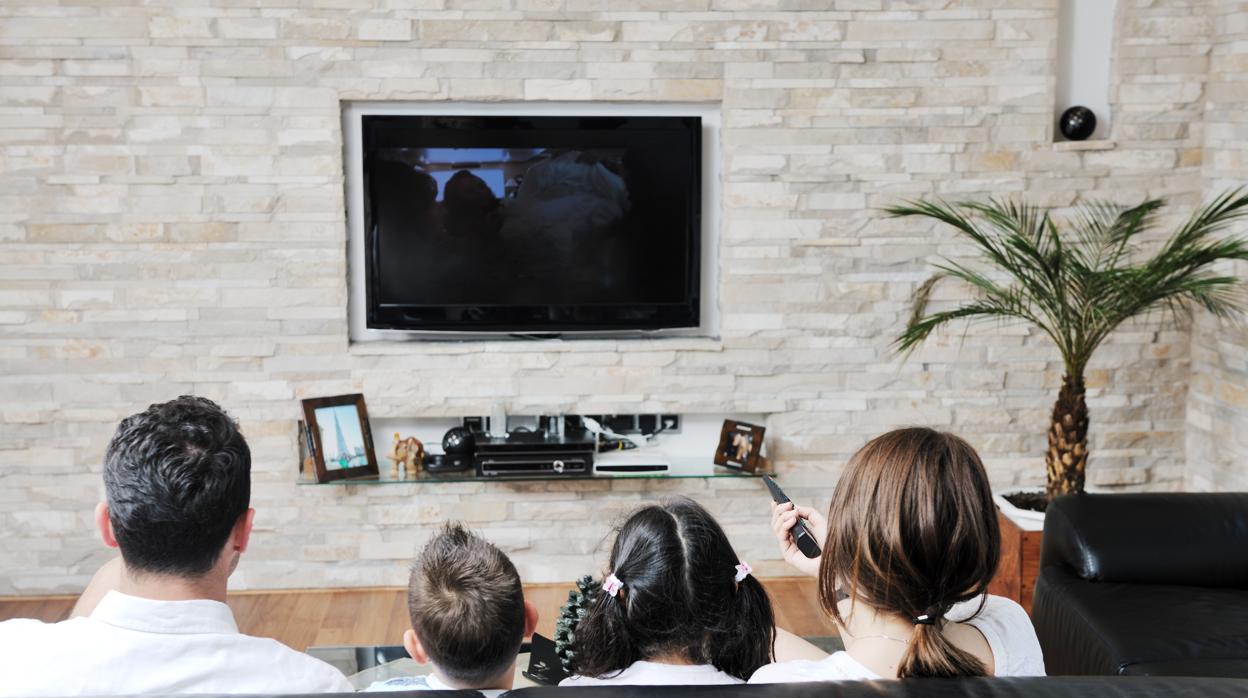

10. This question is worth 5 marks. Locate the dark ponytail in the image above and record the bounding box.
[572,498,776,681]
[708,572,775,680]
[818,428,1000,679]
[898,613,988,678]
[571,577,637,679]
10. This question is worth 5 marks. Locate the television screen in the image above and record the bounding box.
[362,115,701,333]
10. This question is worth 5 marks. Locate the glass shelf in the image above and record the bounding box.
[297,456,773,485]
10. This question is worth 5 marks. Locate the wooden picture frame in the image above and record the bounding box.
[301,393,379,483]
[714,419,766,472]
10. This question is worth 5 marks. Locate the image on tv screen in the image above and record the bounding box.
[366,144,694,310]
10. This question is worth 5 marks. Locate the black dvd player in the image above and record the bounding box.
[473,432,595,477]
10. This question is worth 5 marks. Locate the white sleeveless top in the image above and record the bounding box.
[750,595,1045,683]
[562,661,742,686]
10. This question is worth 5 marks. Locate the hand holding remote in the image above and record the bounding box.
[763,476,826,576]
[771,501,826,577]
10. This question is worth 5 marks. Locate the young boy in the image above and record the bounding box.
[368,523,537,695]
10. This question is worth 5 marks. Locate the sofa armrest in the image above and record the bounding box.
[1039,493,1248,586]
[1031,564,1121,675]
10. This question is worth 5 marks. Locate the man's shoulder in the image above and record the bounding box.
[0,617,106,694]
[0,615,352,694]
[0,616,88,641]
[232,633,352,676]
[0,616,47,644]
[0,617,51,630]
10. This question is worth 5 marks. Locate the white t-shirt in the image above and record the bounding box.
[365,674,504,697]
[750,595,1045,683]
[561,661,743,687]
[0,590,353,696]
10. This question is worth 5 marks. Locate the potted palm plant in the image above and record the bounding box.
[886,191,1248,609]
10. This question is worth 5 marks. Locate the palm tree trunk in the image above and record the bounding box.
[1046,373,1089,499]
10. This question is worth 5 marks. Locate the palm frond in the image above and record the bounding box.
[895,299,1033,355]
[885,200,1016,273]
[1162,187,1248,254]
[1177,275,1248,319]
[961,199,1045,243]
[905,271,946,336]
[890,198,1078,362]
[897,259,1059,356]
[1063,201,1162,313]
[1067,199,1165,271]
[892,190,1248,376]
[1082,192,1248,354]
[964,202,1067,292]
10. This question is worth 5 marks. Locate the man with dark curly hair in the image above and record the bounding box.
[0,396,352,696]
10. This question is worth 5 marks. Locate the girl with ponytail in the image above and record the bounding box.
[752,427,1044,682]
[562,497,775,686]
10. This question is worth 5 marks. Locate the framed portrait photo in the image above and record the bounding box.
[301,393,380,483]
[714,419,766,473]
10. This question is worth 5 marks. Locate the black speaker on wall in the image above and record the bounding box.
[1059,106,1097,141]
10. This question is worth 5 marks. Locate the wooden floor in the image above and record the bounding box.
[0,578,835,651]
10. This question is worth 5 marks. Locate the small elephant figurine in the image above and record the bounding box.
[386,433,425,479]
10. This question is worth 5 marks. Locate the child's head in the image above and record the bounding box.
[573,497,775,681]
[819,427,999,678]
[403,523,536,689]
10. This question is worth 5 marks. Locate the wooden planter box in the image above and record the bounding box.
[987,508,1044,614]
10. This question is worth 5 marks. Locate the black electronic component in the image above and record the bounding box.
[605,414,636,434]
[524,633,571,685]
[424,453,472,473]
[442,427,476,454]
[473,433,595,477]
[594,463,668,473]
[638,414,658,434]
[362,114,702,334]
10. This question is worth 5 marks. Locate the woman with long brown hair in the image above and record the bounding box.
[752,427,1044,682]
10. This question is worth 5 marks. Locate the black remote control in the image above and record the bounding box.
[763,475,822,559]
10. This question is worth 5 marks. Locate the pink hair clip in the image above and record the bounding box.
[734,562,752,583]
[602,573,624,598]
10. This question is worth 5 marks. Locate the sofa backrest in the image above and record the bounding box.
[503,676,1248,697]
[77,677,1248,697]
[1040,492,1248,586]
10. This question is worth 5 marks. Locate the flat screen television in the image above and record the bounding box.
[361,114,702,334]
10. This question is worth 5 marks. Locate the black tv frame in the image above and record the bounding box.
[360,114,702,335]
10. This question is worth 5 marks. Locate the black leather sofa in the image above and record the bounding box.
[512,678,1248,695]
[1032,492,1248,677]
[216,678,1248,697]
